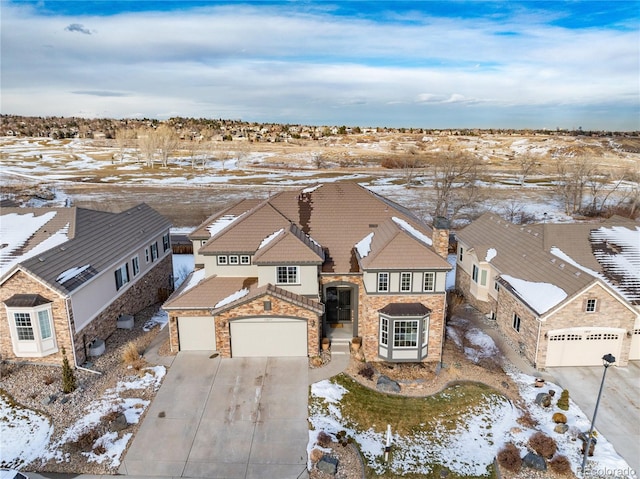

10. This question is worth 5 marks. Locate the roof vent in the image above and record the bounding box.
[38,257,45,262]
[575,271,581,276]
[60,246,66,251]
[369,224,378,228]
[550,258,556,263]
[559,263,565,268]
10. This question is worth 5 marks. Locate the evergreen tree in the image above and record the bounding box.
[61,347,77,393]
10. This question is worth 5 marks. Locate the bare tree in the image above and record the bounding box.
[234,141,251,169]
[311,151,324,169]
[517,154,538,186]
[115,127,135,163]
[137,127,157,168]
[555,155,595,214]
[430,151,481,218]
[155,124,179,168]
[402,146,423,187]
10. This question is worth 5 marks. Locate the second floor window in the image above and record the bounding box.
[377,272,389,292]
[472,265,479,283]
[162,233,170,252]
[115,263,130,290]
[132,256,140,276]
[585,299,597,312]
[277,266,298,284]
[423,272,435,292]
[400,272,412,292]
[150,242,159,261]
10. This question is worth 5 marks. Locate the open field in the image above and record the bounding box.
[1,133,638,228]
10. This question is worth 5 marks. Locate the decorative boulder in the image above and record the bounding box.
[110,413,129,432]
[376,375,401,394]
[554,424,569,434]
[535,393,552,408]
[552,412,567,424]
[318,455,339,474]
[523,452,547,471]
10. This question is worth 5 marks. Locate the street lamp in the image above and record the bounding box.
[580,353,616,476]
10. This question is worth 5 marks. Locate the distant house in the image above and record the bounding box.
[164,182,452,361]
[455,213,639,369]
[0,204,173,366]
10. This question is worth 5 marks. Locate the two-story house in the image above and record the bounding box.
[0,203,173,366]
[455,213,639,369]
[164,182,452,362]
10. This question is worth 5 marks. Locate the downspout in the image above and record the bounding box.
[65,297,102,375]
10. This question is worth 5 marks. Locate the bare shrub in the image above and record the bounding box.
[0,361,16,378]
[122,341,142,365]
[497,442,522,472]
[101,409,121,424]
[70,427,102,452]
[317,431,332,448]
[309,448,324,464]
[93,443,107,455]
[358,363,375,381]
[528,431,557,459]
[43,374,55,386]
[446,289,466,318]
[517,409,538,428]
[549,455,572,475]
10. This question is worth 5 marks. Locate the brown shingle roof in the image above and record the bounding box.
[253,224,324,264]
[379,303,431,316]
[189,199,262,240]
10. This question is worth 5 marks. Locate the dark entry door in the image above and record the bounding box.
[326,287,351,323]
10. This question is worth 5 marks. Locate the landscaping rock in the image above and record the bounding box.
[60,396,69,404]
[554,424,569,434]
[110,413,129,432]
[318,455,339,474]
[534,392,551,407]
[523,452,547,471]
[41,394,57,406]
[377,375,401,393]
[552,412,567,424]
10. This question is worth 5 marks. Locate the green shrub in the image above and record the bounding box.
[557,389,570,411]
[61,347,77,394]
[497,442,522,472]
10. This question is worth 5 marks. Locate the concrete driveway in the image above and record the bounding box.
[121,353,309,479]
[547,361,640,475]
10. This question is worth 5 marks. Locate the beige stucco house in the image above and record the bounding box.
[455,213,639,369]
[0,204,173,367]
[164,182,452,362]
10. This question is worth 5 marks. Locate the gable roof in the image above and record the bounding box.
[253,223,324,265]
[356,217,450,270]
[189,198,262,240]
[457,213,639,313]
[1,204,171,295]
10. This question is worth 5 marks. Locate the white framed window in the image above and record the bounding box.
[217,255,228,265]
[377,272,389,292]
[585,299,597,312]
[277,266,299,284]
[132,255,140,276]
[380,317,389,346]
[512,313,521,332]
[240,255,251,265]
[394,320,418,348]
[150,242,159,261]
[228,255,239,265]
[145,247,150,263]
[458,246,464,261]
[38,310,52,339]
[7,303,57,357]
[162,233,170,252]
[14,312,34,340]
[494,281,500,291]
[472,265,479,283]
[400,272,412,292]
[115,263,130,291]
[423,272,435,292]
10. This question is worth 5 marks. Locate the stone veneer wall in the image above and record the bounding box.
[431,228,450,260]
[455,267,497,316]
[495,288,540,367]
[0,254,173,366]
[361,293,447,363]
[320,274,365,332]
[537,284,636,368]
[0,271,72,366]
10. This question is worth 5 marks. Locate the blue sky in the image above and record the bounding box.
[1,1,639,129]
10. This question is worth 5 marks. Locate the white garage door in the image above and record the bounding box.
[230,317,307,357]
[546,327,624,367]
[178,316,216,351]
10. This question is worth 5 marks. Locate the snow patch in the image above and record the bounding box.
[392,217,432,245]
[501,274,567,314]
[258,229,284,249]
[214,288,250,308]
[485,248,497,262]
[56,264,91,284]
[355,232,374,258]
[206,213,245,238]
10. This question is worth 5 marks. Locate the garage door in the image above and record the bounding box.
[230,317,307,357]
[546,327,624,367]
[178,316,216,350]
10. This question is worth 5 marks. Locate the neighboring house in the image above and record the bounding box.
[0,204,173,367]
[455,213,639,369]
[164,182,452,361]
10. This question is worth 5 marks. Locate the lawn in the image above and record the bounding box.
[309,375,515,478]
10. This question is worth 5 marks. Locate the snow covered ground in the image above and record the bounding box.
[308,325,636,478]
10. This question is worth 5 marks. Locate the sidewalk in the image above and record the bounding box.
[309,338,351,385]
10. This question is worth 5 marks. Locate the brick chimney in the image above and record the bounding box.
[432,216,450,259]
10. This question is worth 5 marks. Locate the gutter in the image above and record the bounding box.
[534,317,542,369]
[65,297,101,375]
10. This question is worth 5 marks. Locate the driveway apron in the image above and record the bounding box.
[121,353,309,479]
[548,362,640,475]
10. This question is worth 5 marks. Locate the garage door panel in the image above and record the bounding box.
[179,316,216,351]
[546,328,623,367]
[231,318,307,357]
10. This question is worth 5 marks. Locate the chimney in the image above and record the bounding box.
[432,216,450,259]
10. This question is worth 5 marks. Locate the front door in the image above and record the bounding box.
[326,286,352,323]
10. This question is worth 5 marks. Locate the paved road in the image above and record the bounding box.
[120,352,309,479]
[548,362,640,476]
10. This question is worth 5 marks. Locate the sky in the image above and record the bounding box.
[1,1,639,130]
